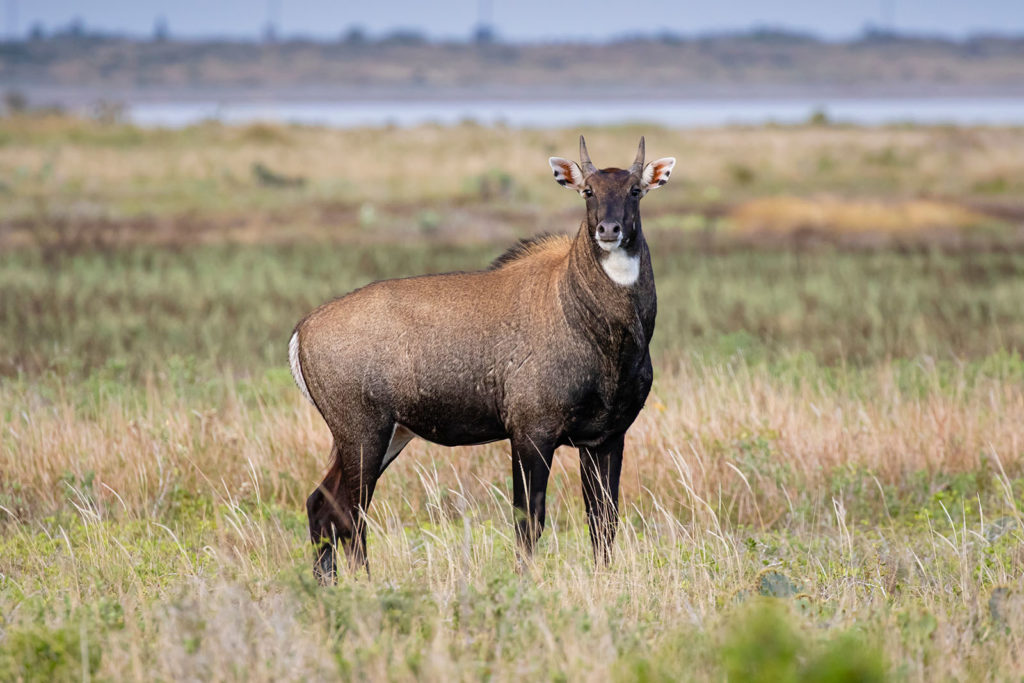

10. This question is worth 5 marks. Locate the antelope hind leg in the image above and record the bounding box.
[307,425,390,583]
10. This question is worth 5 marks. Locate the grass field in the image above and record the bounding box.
[2,117,1024,681]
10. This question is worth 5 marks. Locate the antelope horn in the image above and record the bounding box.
[579,135,598,177]
[630,136,646,174]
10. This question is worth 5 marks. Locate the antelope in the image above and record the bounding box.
[289,136,675,581]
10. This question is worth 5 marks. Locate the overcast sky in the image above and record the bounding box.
[13,1,1024,41]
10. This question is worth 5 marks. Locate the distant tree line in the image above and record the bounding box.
[10,20,1024,48]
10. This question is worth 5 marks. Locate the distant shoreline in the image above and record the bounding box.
[13,83,1024,111]
[6,32,1024,111]
[116,95,1024,129]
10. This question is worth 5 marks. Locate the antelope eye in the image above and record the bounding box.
[630,186,641,197]
[582,187,594,198]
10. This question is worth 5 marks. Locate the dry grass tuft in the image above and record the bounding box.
[729,196,992,234]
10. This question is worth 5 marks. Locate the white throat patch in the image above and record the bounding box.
[600,248,640,286]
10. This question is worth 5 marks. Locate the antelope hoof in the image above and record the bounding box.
[314,543,337,585]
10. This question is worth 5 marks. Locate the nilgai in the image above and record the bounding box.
[289,136,675,580]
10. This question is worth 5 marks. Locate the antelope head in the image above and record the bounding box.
[549,135,675,254]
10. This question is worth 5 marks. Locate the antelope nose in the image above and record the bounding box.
[597,222,621,240]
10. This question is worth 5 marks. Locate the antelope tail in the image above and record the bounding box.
[288,331,314,406]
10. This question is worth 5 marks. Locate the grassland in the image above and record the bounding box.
[2,117,1024,681]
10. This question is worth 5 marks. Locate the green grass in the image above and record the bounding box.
[4,119,1024,680]
[2,241,1024,679]
[4,243,1024,380]
[0,460,1020,680]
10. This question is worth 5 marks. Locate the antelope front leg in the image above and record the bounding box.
[510,435,555,567]
[579,433,624,566]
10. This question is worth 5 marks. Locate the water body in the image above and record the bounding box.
[129,97,1024,129]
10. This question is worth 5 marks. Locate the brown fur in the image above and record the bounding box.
[488,233,572,270]
[293,137,663,581]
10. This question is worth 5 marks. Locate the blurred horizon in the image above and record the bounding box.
[8,0,1024,43]
[6,2,1024,127]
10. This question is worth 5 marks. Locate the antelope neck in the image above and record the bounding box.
[560,222,647,343]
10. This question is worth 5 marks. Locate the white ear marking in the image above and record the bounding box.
[549,157,584,190]
[642,157,676,192]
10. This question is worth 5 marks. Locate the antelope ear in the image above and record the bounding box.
[641,157,676,192]
[549,157,585,190]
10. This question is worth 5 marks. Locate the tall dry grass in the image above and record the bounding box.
[4,360,1023,528]
[4,118,1024,679]
[2,360,1024,680]
[3,117,1024,223]
[729,196,993,234]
